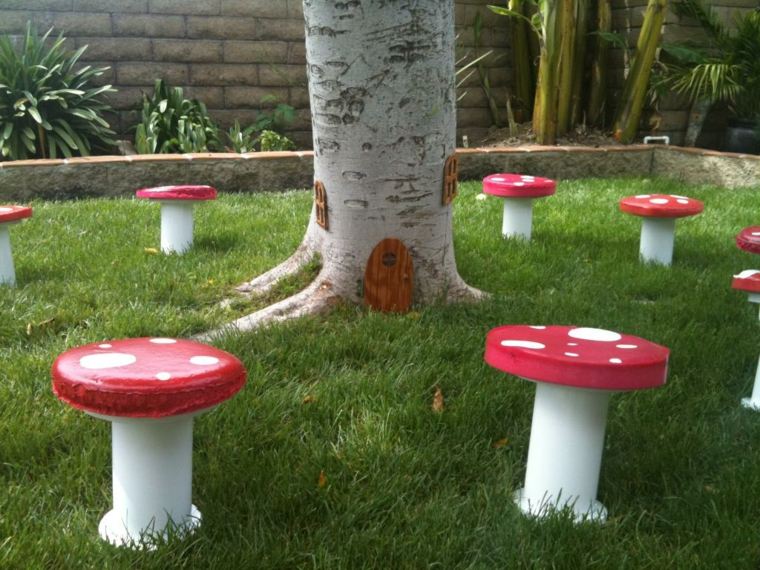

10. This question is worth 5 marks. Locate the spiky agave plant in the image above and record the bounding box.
[0,23,116,160]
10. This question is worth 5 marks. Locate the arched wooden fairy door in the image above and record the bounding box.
[364,238,413,313]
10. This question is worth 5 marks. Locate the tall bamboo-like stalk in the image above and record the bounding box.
[569,0,590,127]
[533,0,560,144]
[555,0,577,136]
[587,0,611,127]
[509,0,534,119]
[613,0,668,143]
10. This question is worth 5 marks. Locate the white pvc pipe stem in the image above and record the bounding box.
[0,224,16,286]
[516,382,610,522]
[742,308,760,411]
[502,198,534,240]
[639,217,677,265]
[97,414,201,547]
[160,201,195,254]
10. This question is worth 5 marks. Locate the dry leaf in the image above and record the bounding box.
[302,395,316,404]
[144,247,159,255]
[432,385,445,413]
[317,470,327,488]
[492,438,509,449]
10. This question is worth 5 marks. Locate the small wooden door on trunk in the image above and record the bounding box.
[364,238,413,313]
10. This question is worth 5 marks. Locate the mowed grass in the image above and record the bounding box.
[2,177,760,568]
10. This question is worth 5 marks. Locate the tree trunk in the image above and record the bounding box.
[613,0,668,143]
[587,0,611,127]
[533,1,560,144]
[569,0,590,128]
[555,0,577,136]
[509,0,534,120]
[224,0,482,332]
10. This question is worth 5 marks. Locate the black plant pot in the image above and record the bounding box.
[725,118,760,154]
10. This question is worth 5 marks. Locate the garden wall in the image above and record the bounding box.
[1,147,758,203]
[0,0,509,149]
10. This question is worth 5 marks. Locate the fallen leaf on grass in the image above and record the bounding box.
[432,385,445,413]
[26,317,56,336]
[302,395,316,404]
[317,470,327,489]
[144,247,159,255]
[492,438,509,449]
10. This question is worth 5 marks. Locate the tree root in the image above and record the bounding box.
[235,243,316,296]
[199,275,339,340]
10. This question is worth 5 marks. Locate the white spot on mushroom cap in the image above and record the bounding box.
[98,344,112,349]
[80,353,137,370]
[567,342,578,346]
[156,372,171,381]
[490,177,505,182]
[529,326,546,329]
[190,355,220,365]
[513,182,525,186]
[752,232,760,237]
[500,340,546,350]
[0,207,13,213]
[650,198,669,205]
[735,269,760,279]
[568,328,622,342]
[610,358,623,364]
[144,186,174,193]
[676,199,689,205]
[670,195,688,199]
[635,194,651,199]
[565,352,580,357]
[150,338,177,344]
[616,344,638,349]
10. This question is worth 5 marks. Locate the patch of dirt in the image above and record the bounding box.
[472,122,622,148]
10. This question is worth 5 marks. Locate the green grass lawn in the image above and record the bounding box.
[2,177,760,568]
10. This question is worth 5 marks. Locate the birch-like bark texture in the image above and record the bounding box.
[301,0,479,304]
[221,0,482,332]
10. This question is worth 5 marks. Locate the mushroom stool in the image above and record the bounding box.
[485,325,669,522]
[52,337,246,547]
[736,226,760,255]
[0,205,32,286]
[619,194,704,265]
[482,174,556,240]
[732,270,760,410]
[135,185,217,254]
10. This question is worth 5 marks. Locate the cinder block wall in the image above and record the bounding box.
[0,0,509,149]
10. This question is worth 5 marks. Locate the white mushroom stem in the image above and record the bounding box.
[742,303,760,411]
[160,201,195,254]
[0,224,16,286]
[639,217,676,265]
[93,413,201,547]
[516,382,610,522]
[502,198,534,240]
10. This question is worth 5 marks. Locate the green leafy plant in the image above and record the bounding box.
[134,79,220,154]
[258,129,295,152]
[655,1,760,121]
[0,24,116,160]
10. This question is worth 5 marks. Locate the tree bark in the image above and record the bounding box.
[587,0,611,128]
[223,0,482,332]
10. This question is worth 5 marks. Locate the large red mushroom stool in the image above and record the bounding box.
[482,174,556,240]
[485,325,669,522]
[0,205,32,286]
[619,194,704,265]
[135,185,217,254]
[51,337,246,547]
[732,270,760,410]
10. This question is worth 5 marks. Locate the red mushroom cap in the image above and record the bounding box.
[732,270,760,293]
[619,194,703,218]
[485,325,669,391]
[482,174,557,198]
[736,227,760,254]
[52,338,246,418]
[0,205,33,223]
[135,185,217,201]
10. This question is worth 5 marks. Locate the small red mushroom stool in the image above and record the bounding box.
[736,226,760,255]
[52,337,246,547]
[0,205,32,286]
[485,325,669,522]
[482,174,556,240]
[619,194,704,265]
[732,270,760,410]
[136,185,217,254]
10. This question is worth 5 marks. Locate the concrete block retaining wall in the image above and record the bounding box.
[0,147,757,203]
